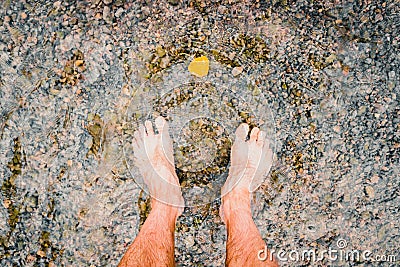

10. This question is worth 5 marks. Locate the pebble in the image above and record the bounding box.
[53,1,61,9]
[232,66,243,76]
[168,0,180,6]
[156,46,166,57]
[37,250,46,257]
[370,175,379,184]
[365,185,375,198]
[103,6,111,21]
[185,235,195,248]
[115,8,124,18]
[160,56,170,69]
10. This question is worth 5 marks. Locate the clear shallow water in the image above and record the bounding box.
[122,59,276,207]
[1,1,399,266]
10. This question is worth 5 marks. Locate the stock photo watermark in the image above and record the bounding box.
[258,239,397,263]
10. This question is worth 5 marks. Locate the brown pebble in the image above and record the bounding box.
[75,60,84,67]
[37,250,46,257]
[232,66,243,76]
[3,199,11,208]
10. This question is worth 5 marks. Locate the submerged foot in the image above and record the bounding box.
[222,123,273,195]
[221,123,273,221]
[132,116,184,212]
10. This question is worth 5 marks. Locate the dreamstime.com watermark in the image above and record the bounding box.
[258,239,397,263]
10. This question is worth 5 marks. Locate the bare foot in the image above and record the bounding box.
[220,124,278,266]
[222,123,273,195]
[132,116,184,213]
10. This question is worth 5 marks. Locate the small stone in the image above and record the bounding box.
[388,71,395,80]
[370,175,379,184]
[185,235,195,247]
[342,65,350,75]
[103,0,112,4]
[53,1,62,9]
[375,13,383,22]
[232,66,243,76]
[252,87,261,96]
[20,12,27,19]
[27,255,36,262]
[333,125,340,133]
[3,199,11,208]
[115,0,124,6]
[156,46,166,57]
[365,185,375,198]
[70,17,78,25]
[160,56,170,69]
[75,60,84,67]
[358,106,367,115]
[168,0,180,5]
[188,56,209,77]
[325,53,336,63]
[49,88,61,95]
[37,250,46,257]
[103,6,111,21]
[115,7,124,17]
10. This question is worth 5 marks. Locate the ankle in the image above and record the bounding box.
[151,199,183,219]
[221,189,252,223]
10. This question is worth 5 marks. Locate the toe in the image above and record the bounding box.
[139,125,146,137]
[235,123,249,142]
[155,116,168,134]
[134,130,140,140]
[249,127,260,142]
[262,137,271,150]
[145,121,154,136]
[257,130,266,147]
[132,138,139,151]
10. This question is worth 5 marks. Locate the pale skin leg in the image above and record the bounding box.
[118,116,184,267]
[221,123,278,267]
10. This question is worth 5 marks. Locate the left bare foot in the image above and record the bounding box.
[132,116,184,213]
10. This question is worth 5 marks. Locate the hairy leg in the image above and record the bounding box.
[118,201,180,267]
[119,117,184,267]
[221,124,278,267]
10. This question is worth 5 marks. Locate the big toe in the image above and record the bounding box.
[249,127,260,142]
[235,123,249,142]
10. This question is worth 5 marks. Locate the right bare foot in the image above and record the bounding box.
[220,124,278,266]
[221,123,273,220]
[222,123,273,195]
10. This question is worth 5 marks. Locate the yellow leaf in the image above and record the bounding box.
[188,56,209,77]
